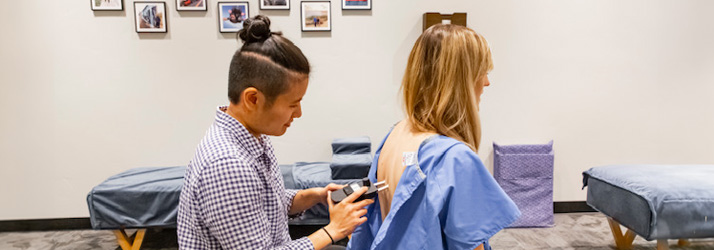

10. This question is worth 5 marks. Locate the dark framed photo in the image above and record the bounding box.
[261,0,290,10]
[134,2,168,33]
[177,0,207,11]
[301,1,331,32]
[218,1,249,33]
[91,0,124,11]
[342,0,370,10]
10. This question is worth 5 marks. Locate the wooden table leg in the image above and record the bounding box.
[113,228,147,250]
[657,239,669,250]
[678,239,690,247]
[132,229,146,250]
[607,217,636,250]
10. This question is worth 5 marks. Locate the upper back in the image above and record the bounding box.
[376,120,437,220]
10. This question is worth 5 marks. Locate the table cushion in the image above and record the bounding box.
[583,165,714,240]
[87,166,185,229]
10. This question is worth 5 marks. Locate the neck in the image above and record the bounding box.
[225,104,262,139]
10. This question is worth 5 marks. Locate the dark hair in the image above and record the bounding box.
[228,15,310,106]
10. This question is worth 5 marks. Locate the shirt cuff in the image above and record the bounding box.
[294,237,316,250]
[285,189,305,219]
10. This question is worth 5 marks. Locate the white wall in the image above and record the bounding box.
[1,0,713,220]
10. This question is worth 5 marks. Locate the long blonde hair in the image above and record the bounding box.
[402,24,493,152]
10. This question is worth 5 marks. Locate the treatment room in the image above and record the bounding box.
[1,0,714,249]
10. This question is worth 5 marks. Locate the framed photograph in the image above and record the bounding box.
[90,0,124,11]
[134,2,168,33]
[218,2,249,33]
[301,1,331,32]
[177,0,207,11]
[342,0,370,10]
[261,0,290,10]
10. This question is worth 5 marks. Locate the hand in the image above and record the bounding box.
[324,186,374,241]
[318,183,344,205]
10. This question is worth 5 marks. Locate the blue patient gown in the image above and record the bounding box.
[347,134,521,250]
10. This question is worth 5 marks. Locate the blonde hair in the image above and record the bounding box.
[402,24,493,152]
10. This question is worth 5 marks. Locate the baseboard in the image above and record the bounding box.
[554,201,595,213]
[1,201,595,232]
[0,218,91,232]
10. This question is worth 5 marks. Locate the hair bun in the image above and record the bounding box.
[238,15,272,43]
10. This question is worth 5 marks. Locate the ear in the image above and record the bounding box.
[241,87,266,111]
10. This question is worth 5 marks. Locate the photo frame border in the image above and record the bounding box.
[341,0,370,10]
[260,0,290,10]
[176,0,208,11]
[134,1,168,33]
[217,1,251,33]
[90,0,124,11]
[300,1,331,32]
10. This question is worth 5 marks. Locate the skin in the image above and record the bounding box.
[225,76,373,249]
[475,75,491,105]
[382,74,490,250]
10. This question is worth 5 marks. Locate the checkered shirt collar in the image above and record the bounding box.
[215,106,270,158]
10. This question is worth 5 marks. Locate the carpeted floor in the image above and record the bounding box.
[1,213,713,250]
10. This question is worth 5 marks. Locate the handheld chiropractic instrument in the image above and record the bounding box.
[331,178,388,204]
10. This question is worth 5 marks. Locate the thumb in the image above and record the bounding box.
[327,190,335,209]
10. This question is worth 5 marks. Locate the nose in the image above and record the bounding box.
[483,76,491,87]
[294,103,302,118]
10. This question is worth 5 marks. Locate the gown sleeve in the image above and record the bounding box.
[433,144,521,250]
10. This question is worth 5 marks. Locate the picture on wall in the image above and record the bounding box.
[134,2,168,33]
[218,2,250,33]
[301,1,331,32]
[261,0,290,10]
[91,0,123,11]
[177,0,207,11]
[342,0,370,10]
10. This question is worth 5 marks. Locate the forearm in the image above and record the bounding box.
[307,226,336,250]
[289,188,323,215]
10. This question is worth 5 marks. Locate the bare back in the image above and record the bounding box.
[376,120,437,220]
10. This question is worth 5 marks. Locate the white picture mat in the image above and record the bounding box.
[134,2,167,32]
[260,0,290,9]
[301,1,331,31]
[177,0,207,10]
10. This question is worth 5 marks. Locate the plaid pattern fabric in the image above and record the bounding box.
[178,106,314,250]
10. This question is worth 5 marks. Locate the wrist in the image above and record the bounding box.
[315,187,327,204]
[324,223,343,241]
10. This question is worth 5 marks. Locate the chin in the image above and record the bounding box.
[268,129,288,137]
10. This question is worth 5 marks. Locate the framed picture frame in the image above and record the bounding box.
[301,1,331,32]
[342,0,370,10]
[260,0,290,10]
[134,2,168,33]
[218,1,250,33]
[90,0,124,11]
[177,0,207,11]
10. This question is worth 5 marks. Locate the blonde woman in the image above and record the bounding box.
[347,24,520,250]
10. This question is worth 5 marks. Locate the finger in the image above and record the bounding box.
[356,216,368,225]
[355,198,374,208]
[325,183,343,192]
[327,190,335,209]
[342,186,368,204]
[355,208,368,218]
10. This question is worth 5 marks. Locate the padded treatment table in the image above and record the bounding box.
[87,166,184,250]
[583,165,714,250]
[88,163,362,249]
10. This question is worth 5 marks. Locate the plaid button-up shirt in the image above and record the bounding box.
[178,106,314,250]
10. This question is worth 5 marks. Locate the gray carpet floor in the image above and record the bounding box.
[1,213,713,250]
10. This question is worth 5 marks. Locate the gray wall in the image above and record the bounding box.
[1,0,713,220]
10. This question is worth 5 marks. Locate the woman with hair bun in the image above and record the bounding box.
[347,24,521,250]
[178,15,367,250]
